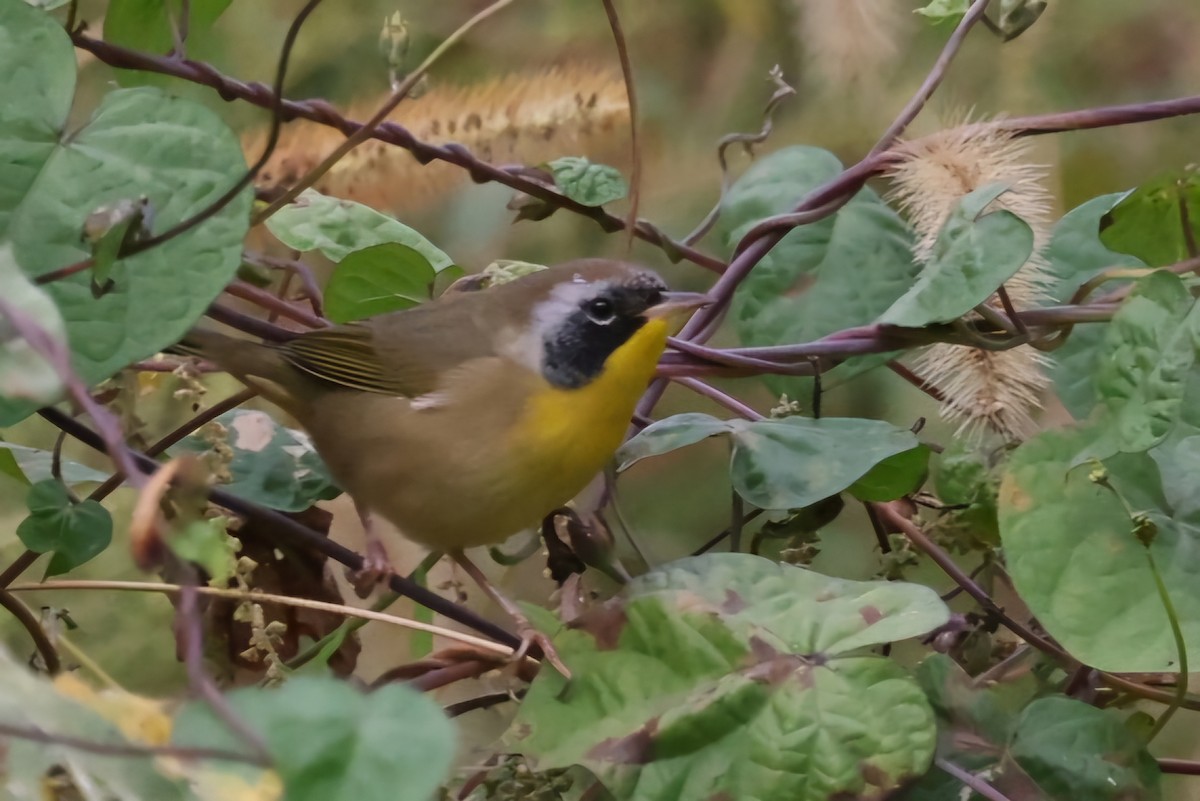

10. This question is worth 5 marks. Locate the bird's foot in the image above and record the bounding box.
[511,616,571,679]
[347,537,393,598]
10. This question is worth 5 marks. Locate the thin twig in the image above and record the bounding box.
[178,578,271,763]
[671,377,764,420]
[684,66,795,246]
[872,502,1069,661]
[224,280,328,328]
[0,299,144,487]
[869,0,994,155]
[0,721,267,765]
[87,388,256,502]
[600,0,641,254]
[0,590,61,674]
[935,756,1012,801]
[11,579,515,658]
[252,0,516,223]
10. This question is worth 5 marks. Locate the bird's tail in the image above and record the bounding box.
[168,328,302,411]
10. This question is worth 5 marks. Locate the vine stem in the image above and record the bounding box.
[599,0,641,254]
[1144,546,1188,741]
[253,0,517,224]
[0,721,267,765]
[935,756,1012,801]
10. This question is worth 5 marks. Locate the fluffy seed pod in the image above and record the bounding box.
[887,121,1054,441]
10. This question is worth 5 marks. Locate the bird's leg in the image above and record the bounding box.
[347,500,394,598]
[450,549,571,678]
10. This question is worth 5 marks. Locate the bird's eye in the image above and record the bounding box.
[585,297,616,323]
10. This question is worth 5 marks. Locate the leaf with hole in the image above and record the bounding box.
[544,156,628,207]
[323,243,437,323]
[173,676,455,801]
[510,553,948,801]
[618,413,924,510]
[174,409,341,513]
[265,189,455,274]
[16,479,113,577]
[880,183,1035,327]
[999,425,1200,670]
[719,146,916,396]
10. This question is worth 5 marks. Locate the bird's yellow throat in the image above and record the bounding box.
[512,318,669,494]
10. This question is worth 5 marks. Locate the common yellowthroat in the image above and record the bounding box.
[178,258,706,671]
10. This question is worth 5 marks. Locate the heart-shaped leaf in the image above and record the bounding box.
[880,183,1035,327]
[16,479,113,577]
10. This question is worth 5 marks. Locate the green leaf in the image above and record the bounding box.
[0,0,75,234]
[0,85,253,425]
[0,242,68,406]
[881,183,1035,326]
[999,425,1200,670]
[1092,271,1200,454]
[545,156,628,207]
[1044,194,1148,420]
[1045,194,1147,303]
[1010,697,1162,801]
[16,479,113,577]
[324,243,437,323]
[619,413,923,511]
[917,653,1037,752]
[169,517,237,584]
[509,554,948,801]
[265,188,455,272]
[914,0,970,22]
[848,444,930,501]
[1100,170,1200,267]
[173,676,455,801]
[174,409,341,512]
[0,442,111,485]
[615,412,733,469]
[0,645,191,799]
[719,147,917,395]
[104,0,234,86]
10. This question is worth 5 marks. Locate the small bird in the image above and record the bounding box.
[178,259,706,672]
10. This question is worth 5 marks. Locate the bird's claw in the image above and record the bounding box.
[347,538,393,598]
[513,625,571,679]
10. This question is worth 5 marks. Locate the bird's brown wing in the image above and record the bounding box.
[278,294,503,398]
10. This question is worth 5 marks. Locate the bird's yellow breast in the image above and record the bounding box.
[508,318,669,506]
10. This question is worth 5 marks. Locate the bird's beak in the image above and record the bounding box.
[644,292,710,320]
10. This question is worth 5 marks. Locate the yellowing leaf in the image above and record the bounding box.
[53,672,173,746]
